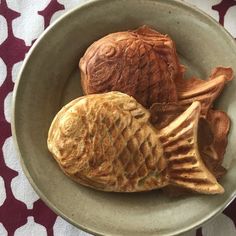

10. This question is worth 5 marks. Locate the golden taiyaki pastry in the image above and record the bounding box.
[150,103,226,179]
[79,26,182,107]
[48,92,224,194]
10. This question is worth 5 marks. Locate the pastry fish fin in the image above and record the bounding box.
[177,75,226,116]
[159,102,224,194]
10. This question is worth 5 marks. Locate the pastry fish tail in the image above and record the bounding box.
[159,101,224,194]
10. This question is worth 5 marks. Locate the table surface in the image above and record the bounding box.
[0,0,236,235]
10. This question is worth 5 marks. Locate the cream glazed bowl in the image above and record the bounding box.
[12,0,236,235]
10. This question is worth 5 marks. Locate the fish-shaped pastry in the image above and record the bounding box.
[79,26,181,107]
[47,92,224,194]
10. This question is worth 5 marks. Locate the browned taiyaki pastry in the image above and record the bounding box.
[207,109,230,163]
[176,67,233,116]
[79,26,182,107]
[47,92,224,194]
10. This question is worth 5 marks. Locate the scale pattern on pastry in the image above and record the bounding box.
[48,92,224,194]
[79,26,181,107]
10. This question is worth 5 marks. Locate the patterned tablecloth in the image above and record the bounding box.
[0,0,235,235]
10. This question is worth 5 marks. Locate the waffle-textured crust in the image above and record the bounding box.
[48,92,166,192]
[79,26,180,107]
[150,103,227,180]
[48,92,224,194]
[159,102,224,194]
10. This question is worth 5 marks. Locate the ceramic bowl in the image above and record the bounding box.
[12,0,236,235]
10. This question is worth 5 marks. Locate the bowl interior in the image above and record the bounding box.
[13,0,236,235]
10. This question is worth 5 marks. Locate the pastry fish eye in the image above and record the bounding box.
[98,41,121,59]
[60,114,81,136]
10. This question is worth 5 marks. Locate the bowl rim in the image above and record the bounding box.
[11,0,236,235]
